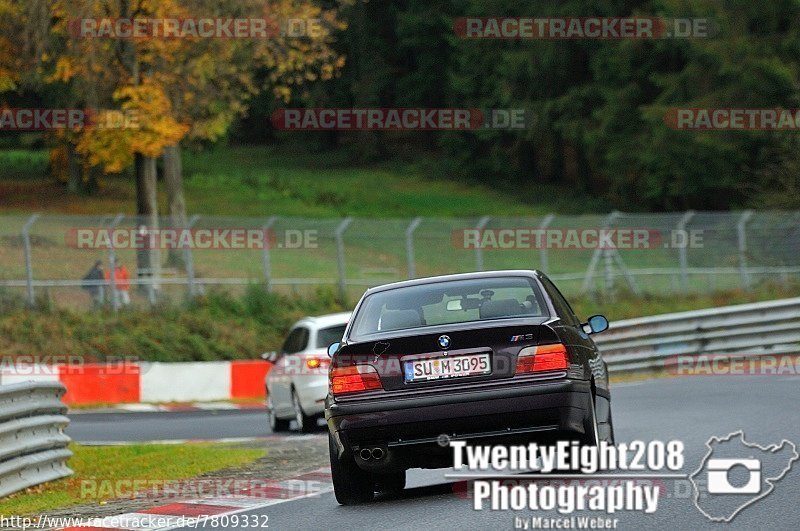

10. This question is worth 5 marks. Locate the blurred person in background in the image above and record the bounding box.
[105,263,131,306]
[81,260,105,307]
[111,262,131,307]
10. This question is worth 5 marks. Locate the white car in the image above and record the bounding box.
[265,312,350,432]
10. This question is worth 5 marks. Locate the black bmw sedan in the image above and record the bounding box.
[325,270,614,505]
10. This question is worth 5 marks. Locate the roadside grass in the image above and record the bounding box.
[0,442,265,516]
[0,285,344,361]
[0,145,539,217]
[0,145,764,311]
[0,283,796,363]
[568,281,800,321]
[1,144,797,361]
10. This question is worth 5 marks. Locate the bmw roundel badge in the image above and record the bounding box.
[438,335,451,349]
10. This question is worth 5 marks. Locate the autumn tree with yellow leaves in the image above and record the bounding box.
[1,0,345,276]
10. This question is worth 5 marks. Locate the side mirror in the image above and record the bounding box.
[583,315,609,334]
[261,351,278,362]
[327,342,341,357]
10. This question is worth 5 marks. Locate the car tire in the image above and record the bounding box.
[375,470,406,494]
[268,395,291,432]
[292,389,317,433]
[603,406,616,445]
[329,431,375,505]
[581,392,600,446]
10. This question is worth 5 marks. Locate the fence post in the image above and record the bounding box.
[676,210,695,294]
[581,211,621,295]
[737,210,754,290]
[107,214,124,312]
[603,248,615,298]
[21,214,40,308]
[184,215,200,298]
[405,217,423,279]
[538,214,555,273]
[474,216,491,271]
[261,216,278,292]
[335,217,353,301]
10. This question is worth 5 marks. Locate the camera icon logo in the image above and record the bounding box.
[706,458,761,494]
[690,431,798,522]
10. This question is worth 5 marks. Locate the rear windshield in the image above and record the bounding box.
[349,276,548,340]
[316,324,347,348]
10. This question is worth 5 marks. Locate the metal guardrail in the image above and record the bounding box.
[596,297,800,373]
[0,381,73,498]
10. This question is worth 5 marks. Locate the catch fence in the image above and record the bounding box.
[0,211,798,310]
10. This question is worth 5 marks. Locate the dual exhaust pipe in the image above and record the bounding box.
[359,446,386,461]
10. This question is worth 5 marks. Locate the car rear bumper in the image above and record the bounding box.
[326,377,594,472]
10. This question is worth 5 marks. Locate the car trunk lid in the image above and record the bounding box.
[335,319,557,392]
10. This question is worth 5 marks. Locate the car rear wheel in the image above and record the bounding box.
[292,390,317,433]
[329,432,375,505]
[268,395,291,432]
[581,392,600,446]
[598,398,615,445]
[603,408,616,445]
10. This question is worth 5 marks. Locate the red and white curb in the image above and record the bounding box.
[58,468,333,531]
[1,360,272,406]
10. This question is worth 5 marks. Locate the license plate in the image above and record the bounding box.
[404,353,491,383]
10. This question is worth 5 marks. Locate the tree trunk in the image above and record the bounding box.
[66,143,82,193]
[163,144,187,267]
[135,154,159,302]
[164,144,187,227]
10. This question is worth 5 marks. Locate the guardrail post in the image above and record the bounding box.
[107,214,125,312]
[538,214,555,273]
[474,216,491,271]
[262,216,278,292]
[737,210,754,290]
[184,215,200,298]
[335,217,353,301]
[676,210,695,294]
[22,214,40,308]
[405,217,423,279]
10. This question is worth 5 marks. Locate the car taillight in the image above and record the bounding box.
[330,365,383,396]
[306,357,330,370]
[516,343,569,374]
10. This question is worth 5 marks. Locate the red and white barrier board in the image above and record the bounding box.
[0,360,273,405]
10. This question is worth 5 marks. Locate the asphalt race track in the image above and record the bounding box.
[67,409,271,443]
[68,376,800,530]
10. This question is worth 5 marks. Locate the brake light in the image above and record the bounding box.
[516,343,569,374]
[306,357,330,370]
[330,365,383,395]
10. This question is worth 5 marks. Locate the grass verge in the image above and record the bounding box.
[0,284,797,362]
[0,145,539,217]
[0,442,265,516]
